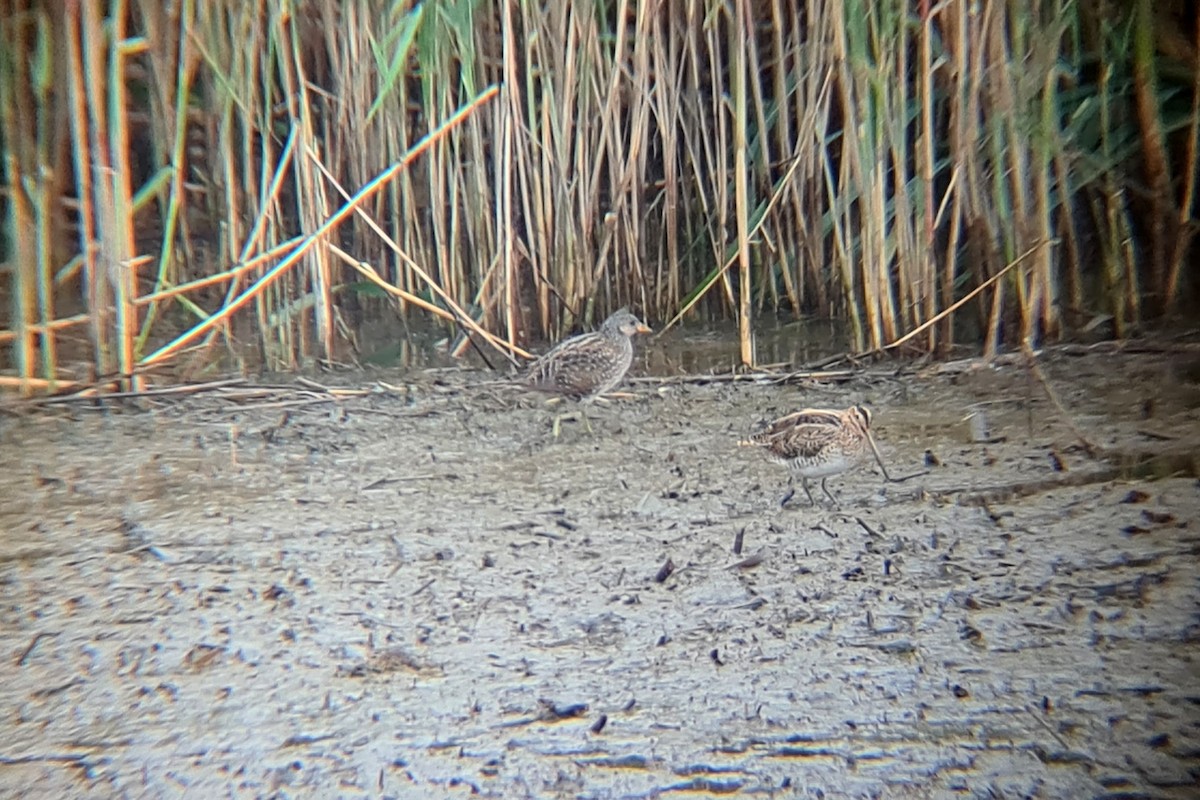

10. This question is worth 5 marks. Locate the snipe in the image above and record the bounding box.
[522,308,652,434]
[739,405,884,507]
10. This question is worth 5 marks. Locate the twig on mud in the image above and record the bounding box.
[728,551,765,569]
[495,715,541,729]
[363,473,458,490]
[854,517,881,539]
[538,700,589,720]
[626,367,855,387]
[5,377,249,407]
[226,397,344,412]
[494,700,589,730]
[1136,428,1178,441]
[812,523,839,539]
[883,468,930,483]
[14,631,58,667]
[337,612,406,630]
[0,754,92,766]
[111,542,166,559]
[1020,341,1100,457]
[798,352,863,371]
[1025,704,1070,749]
[849,639,918,655]
[280,733,337,748]
[4,374,438,417]
[32,678,84,698]
[654,558,675,583]
[294,376,373,398]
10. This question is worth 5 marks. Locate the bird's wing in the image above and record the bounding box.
[524,332,606,392]
[770,409,844,427]
[742,409,843,458]
[765,419,841,460]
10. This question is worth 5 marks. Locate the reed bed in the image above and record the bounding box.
[1,0,1196,394]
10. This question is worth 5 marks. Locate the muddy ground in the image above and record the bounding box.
[1,346,1198,799]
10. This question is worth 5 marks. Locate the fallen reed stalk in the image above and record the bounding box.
[874,241,1054,356]
[305,139,524,365]
[139,85,500,370]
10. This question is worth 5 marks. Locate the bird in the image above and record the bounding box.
[738,404,884,508]
[521,308,652,435]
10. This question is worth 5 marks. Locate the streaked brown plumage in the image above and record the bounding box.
[739,405,881,507]
[521,309,651,435]
[523,309,651,399]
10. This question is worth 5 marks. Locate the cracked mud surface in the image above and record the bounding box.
[1,349,1198,798]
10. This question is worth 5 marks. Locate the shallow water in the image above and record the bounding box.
[1,347,1198,798]
[357,315,850,374]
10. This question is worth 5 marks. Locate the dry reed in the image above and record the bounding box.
[0,0,1196,395]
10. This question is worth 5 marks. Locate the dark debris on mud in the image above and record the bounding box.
[1,350,1199,799]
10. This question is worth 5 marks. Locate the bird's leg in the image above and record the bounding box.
[819,478,841,508]
[543,396,574,438]
[550,408,592,437]
[575,397,597,434]
[800,477,818,507]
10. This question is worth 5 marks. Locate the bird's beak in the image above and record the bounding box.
[636,323,652,335]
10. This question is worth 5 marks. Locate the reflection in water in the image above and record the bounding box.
[357,315,850,376]
[643,317,848,375]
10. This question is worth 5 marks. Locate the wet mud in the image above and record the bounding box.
[1,348,1198,798]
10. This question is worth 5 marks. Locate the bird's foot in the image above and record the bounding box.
[550,410,593,437]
